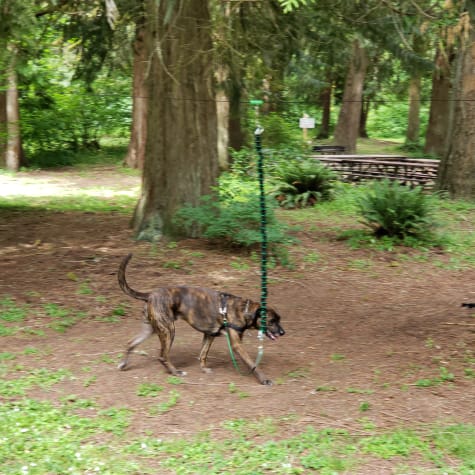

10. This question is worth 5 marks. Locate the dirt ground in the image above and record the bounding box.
[1,167,475,458]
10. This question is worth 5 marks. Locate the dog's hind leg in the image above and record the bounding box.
[199,334,215,374]
[117,321,154,371]
[150,301,187,377]
[155,320,187,376]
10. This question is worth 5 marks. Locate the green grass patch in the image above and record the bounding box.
[0,368,72,398]
[0,399,137,475]
[0,194,136,214]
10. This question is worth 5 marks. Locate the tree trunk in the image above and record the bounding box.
[333,39,368,153]
[5,54,22,172]
[317,82,331,139]
[359,98,370,138]
[216,64,230,171]
[438,11,475,199]
[124,23,147,169]
[0,88,6,168]
[406,75,421,144]
[132,0,218,239]
[228,82,245,152]
[424,46,454,157]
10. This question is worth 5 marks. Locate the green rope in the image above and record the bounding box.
[223,100,267,375]
[254,126,268,338]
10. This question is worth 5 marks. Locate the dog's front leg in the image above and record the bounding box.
[228,330,272,385]
[199,334,215,373]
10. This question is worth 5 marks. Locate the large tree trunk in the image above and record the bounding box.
[359,98,370,138]
[132,0,218,239]
[0,88,6,168]
[216,64,230,171]
[317,81,331,139]
[228,81,245,151]
[438,11,475,199]
[333,39,368,153]
[424,46,454,157]
[406,75,421,144]
[124,23,147,169]
[5,55,22,171]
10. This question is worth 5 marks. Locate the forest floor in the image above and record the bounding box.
[1,163,475,474]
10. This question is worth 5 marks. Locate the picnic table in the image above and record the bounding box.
[312,145,347,154]
[313,154,439,190]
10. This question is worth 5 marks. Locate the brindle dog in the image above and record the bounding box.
[117,253,285,385]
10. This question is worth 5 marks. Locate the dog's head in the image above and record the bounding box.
[254,307,285,341]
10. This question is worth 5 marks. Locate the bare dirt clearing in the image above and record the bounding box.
[1,166,475,472]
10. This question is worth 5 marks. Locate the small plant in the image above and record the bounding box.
[359,401,371,412]
[270,158,337,209]
[356,180,437,241]
[286,367,310,379]
[112,305,126,316]
[137,382,165,397]
[154,390,180,414]
[167,376,184,385]
[174,188,290,253]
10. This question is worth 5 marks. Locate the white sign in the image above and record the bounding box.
[299,117,315,129]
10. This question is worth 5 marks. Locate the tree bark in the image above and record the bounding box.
[424,46,454,157]
[228,83,245,152]
[132,0,218,239]
[317,82,331,139]
[406,75,421,144]
[5,54,22,171]
[333,39,368,153]
[216,64,230,171]
[359,98,370,138]
[0,88,6,168]
[124,23,147,169]
[438,11,475,199]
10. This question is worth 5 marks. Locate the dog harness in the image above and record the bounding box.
[218,293,254,334]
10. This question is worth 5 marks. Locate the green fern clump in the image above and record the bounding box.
[270,158,337,209]
[357,180,437,240]
[173,187,290,251]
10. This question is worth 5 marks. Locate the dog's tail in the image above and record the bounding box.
[118,253,150,301]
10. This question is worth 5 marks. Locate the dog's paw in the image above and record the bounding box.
[201,367,213,374]
[117,361,127,371]
[175,370,187,377]
[261,379,273,386]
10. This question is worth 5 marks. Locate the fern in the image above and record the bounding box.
[270,158,337,209]
[173,187,290,251]
[357,180,437,239]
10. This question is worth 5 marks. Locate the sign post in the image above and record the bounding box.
[299,113,315,142]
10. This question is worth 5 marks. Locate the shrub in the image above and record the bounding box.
[356,180,437,240]
[173,177,291,255]
[269,158,337,209]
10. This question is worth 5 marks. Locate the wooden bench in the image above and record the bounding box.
[312,154,439,190]
[312,145,346,154]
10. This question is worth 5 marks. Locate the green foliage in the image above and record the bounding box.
[173,175,291,253]
[21,77,131,163]
[366,100,429,140]
[257,113,302,148]
[270,158,337,208]
[356,180,437,241]
[136,383,164,397]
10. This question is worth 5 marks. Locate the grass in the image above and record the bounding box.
[3,396,475,475]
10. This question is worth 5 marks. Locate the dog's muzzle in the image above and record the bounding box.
[266,327,285,341]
